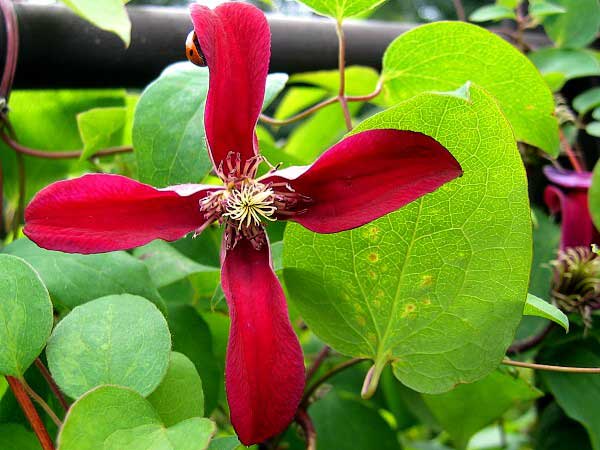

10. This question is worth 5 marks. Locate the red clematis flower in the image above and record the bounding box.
[544,166,600,250]
[24,2,462,445]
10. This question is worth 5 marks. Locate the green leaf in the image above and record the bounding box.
[539,342,600,450]
[469,5,516,22]
[60,0,131,46]
[574,87,600,116]
[423,370,541,449]
[208,437,244,450]
[77,107,127,160]
[147,352,204,427]
[382,22,559,156]
[134,62,286,187]
[58,385,216,450]
[133,240,219,289]
[587,122,600,137]
[3,238,166,314]
[594,108,600,121]
[263,73,289,109]
[283,84,532,394]
[530,1,566,20]
[542,72,568,92]
[46,294,171,399]
[529,48,600,81]
[0,424,41,450]
[274,87,328,120]
[0,255,53,377]
[167,305,222,415]
[497,0,519,7]
[535,402,592,450]
[290,66,380,97]
[297,0,388,20]
[589,160,600,231]
[523,294,569,331]
[541,0,600,48]
[308,390,399,450]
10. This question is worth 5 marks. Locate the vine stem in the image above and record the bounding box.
[295,409,316,450]
[506,323,554,355]
[502,358,600,373]
[5,376,55,450]
[305,346,331,382]
[35,359,70,412]
[559,129,585,173]
[21,378,62,427]
[301,358,364,408]
[452,0,466,21]
[335,20,353,132]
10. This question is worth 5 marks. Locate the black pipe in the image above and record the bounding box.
[9,3,549,89]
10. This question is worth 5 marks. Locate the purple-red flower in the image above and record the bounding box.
[544,166,599,250]
[24,2,462,445]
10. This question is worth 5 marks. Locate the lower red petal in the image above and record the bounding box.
[24,174,218,254]
[221,237,305,445]
[262,129,462,233]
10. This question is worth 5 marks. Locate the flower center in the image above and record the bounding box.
[223,181,276,228]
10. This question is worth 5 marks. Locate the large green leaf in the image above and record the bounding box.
[3,238,166,314]
[297,0,387,20]
[147,352,204,427]
[539,342,600,450]
[134,62,287,187]
[58,385,215,450]
[283,84,532,394]
[46,294,171,399]
[541,0,600,49]
[381,22,559,156]
[422,369,541,449]
[60,0,130,45]
[0,255,53,377]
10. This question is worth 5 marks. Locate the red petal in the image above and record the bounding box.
[544,185,599,249]
[190,2,270,175]
[221,237,305,445]
[24,174,218,254]
[263,129,463,233]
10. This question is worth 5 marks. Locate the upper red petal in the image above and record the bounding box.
[262,129,463,233]
[190,2,270,175]
[24,174,218,254]
[221,237,305,445]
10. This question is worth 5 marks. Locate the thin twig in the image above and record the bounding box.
[0,131,133,160]
[21,378,62,427]
[559,129,585,173]
[452,0,466,21]
[301,357,364,407]
[335,21,353,132]
[507,323,554,355]
[259,97,338,126]
[35,359,70,412]
[347,79,383,102]
[5,376,55,450]
[295,409,317,450]
[502,358,600,373]
[306,346,331,382]
[0,0,19,101]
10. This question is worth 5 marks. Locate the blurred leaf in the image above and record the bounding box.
[541,0,600,48]
[586,122,600,137]
[469,5,516,22]
[77,107,127,160]
[147,352,204,426]
[422,369,541,449]
[274,87,328,120]
[589,160,600,231]
[263,73,289,109]
[284,84,531,394]
[535,402,592,450]
[497,0,519,7]
[529,48,600,81]
[382,22,559,156]
[542,72,568,92]
[290,66,380,97]
[167,304,222,414]
[46,294,171,398]
[594,108,600,121]
[58,385,215,450]
[0,424,41,450]
[3,238,166,314]
[529,207,560,299]
[0,255,52,377]
[297,0,388,20]
[60,0,131,46]
[539,341,600,449]
[208,437,244,450]
[530,1,566,20]
[523,293,569,331]
[574,87,600,116]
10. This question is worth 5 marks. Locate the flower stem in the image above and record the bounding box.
[452,0,466,21]
[20,377,62,427]
[305,346,331,382]
[506,323,554,355]
[295,409,316,450]
[5,376,55,450]
[502,358,600,373]
[301,357,364,407]
[559,129,585,173]
[335,20,353,132]
[35,359,70,412]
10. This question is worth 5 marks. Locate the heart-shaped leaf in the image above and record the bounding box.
[0,255,53,377]
[46,294,171,399]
